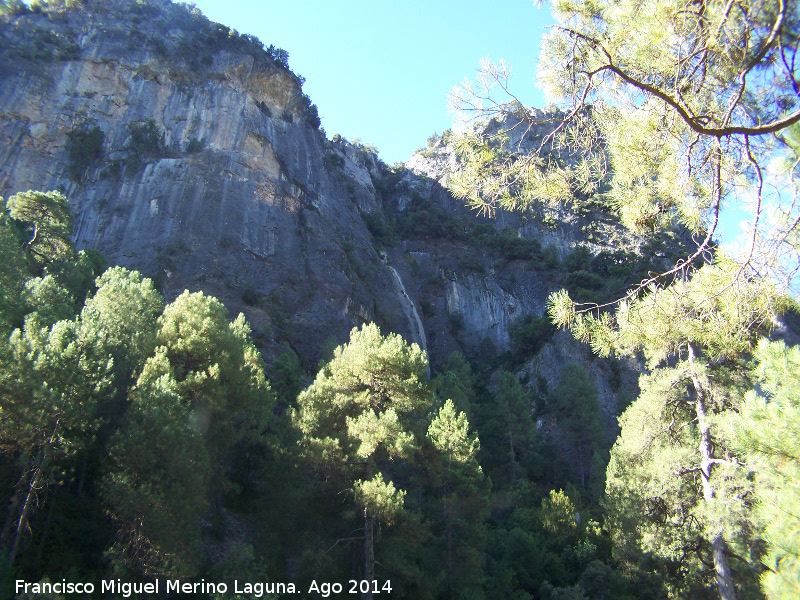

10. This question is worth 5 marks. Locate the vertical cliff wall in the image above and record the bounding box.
[0,0,420,360]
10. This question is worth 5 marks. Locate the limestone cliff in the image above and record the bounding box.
[0,0,417,361]
[0,0,691,459]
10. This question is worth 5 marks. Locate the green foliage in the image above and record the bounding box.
[0,297,114,566]
[270,345,304,405]
[435,351,477,417]
[480,371,537,486]
[0,202,278,579]
[184,136,204,153]
[552,363,603,493]
[294,323,430,476]
[104,373,211,577]
[428,399,480,464]
[241,286,264,307]
[304,98,321,129]
[735,340,800,599]
[104,290,272,576]
[255,99,271,117]
[426,398,489,598]
[511,314,557,360]
[563,246,592,273]
[0,0,28,15]
[550,257,785,363]
[605,361,762,598]
[396,197,468,241]
[20,275,77,330]
[80,266,163,383]
[65,124,104,183]
[361,210,398,247]
[124,119,167,171]
[483,226,541,261]
[353,473,406,524]
[7,22,80,61]
[293,323,432,581]
[0,216,32,331]
[7,190,73,264]
[540,489,579,542]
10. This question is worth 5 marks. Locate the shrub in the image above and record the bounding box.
[565,270,604,291]
[265,44,289,69]
[255,100,271,118]
[511,315,556,359]
[590,250,637,279]
[305,102,321,129]
[324,151,345,170]
[124,119,167,170]
[541,244,560,269]
[241,287,263,307]
[493,227,541,261]
[184,137,204,153]
[361,211,397,247]
[65,125,104,182]
[563,245,592,272]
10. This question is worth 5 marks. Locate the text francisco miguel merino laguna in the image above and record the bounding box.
[16,579,305,597]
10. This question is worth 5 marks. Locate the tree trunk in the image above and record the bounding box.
[8,464,44,567]
[0,490,22,549]
[688,344,738,600]
[363,508,374,600]
[445,501,452,592]
[508,432,517,484]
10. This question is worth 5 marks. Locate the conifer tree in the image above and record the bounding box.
[427,399,488,597]
[6,191,74,265]
[0,308,113,567]
[448,0,799,296]
[103,291,272,577]
[0,214,29,332]
[577,263,784,599]
[734,340,800,600]
[0,191,113,568]
[293,323,432,597]
[491,371,535,485]
[551,362,603,492]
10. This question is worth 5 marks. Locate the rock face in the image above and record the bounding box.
[0,0,676,438]
[0,0,415,360]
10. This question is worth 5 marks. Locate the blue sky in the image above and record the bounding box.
[189,1,554,164]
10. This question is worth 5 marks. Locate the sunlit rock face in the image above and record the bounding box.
[0,0,416,360]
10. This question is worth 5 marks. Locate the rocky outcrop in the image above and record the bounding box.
[0,0,415,361]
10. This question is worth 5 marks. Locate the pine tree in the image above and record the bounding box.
[448,0,799,295]
[0,310,113,567]
[427,399,488,597]
[551,363,603,493]
[103,290,272,577]
[6,191,74,265]
[734,340,800,599]
[293,323,432,598]
[490,371,535,485]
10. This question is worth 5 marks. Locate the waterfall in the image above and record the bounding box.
[387,265,428,356]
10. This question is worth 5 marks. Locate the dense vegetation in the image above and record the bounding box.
[0,189,636,599]
[1,189,797,600]
[447,0,800,599]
